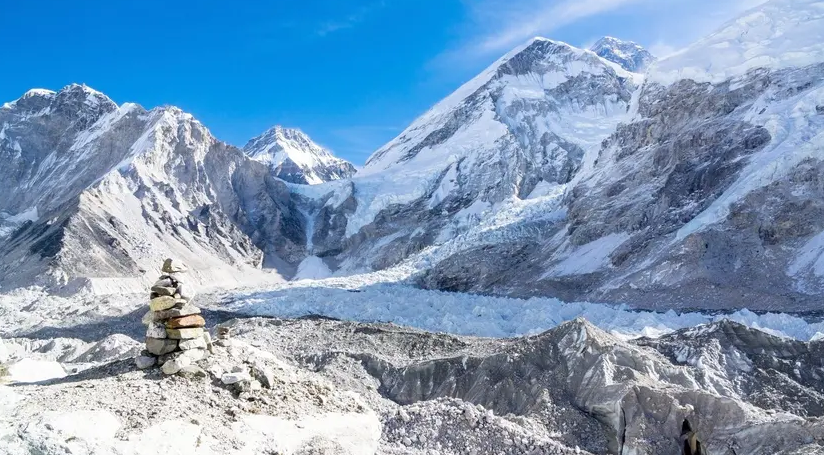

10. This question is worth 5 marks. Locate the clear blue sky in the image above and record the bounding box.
[0,0,762,164]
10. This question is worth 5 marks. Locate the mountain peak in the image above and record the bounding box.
[590,36,656,73]
[244,126,356,185]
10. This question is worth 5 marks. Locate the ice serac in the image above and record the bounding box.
[302,37,638,274]
[590,36,656,73]
[0,85,307,293]
[243,126,356,185]
[421,0,824,311]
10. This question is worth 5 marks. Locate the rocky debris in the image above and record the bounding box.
[137,259,211,375]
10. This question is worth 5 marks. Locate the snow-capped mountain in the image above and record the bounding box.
[589,36,656,72]
[243,126,356,185]
[295,37,639,275]
[2,0,824,313]
[0,84,307,293]
[419,0,824,310]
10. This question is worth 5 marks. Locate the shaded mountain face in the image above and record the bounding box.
[590,36,656,72]
[416,0,824,311]
[231,316,824,455]
[243,126,356,185]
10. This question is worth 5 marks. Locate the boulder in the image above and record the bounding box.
[149,296,177,311]
[155,303,201,320]
[145,338,178,356]
[166,315,206,329]
[166,327,205,340]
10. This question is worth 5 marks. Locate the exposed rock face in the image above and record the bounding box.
[0,85,307,292]
[590,36,656,72]
[243,126,356,185]
[227,316,824,455]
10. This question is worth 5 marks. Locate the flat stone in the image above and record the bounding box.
[141,310,160,326]
[162,258,188,274]
[154,303,200,320]
[145,338,178,356]
[166,315,206,329]
[146,322,167,339]
[135,355,156,370]
[178,365,207,379]
[161,356,191,375]
[149,296,177,311]
[153,277,174,288]
[178,337,207,351]
[166,327,204,340]
[151,285,177,296]
[221,371,252,385]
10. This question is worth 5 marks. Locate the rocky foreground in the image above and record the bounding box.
[1,316,823,454]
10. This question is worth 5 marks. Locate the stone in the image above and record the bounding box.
[145,338,178,356]
[155,303,201,320]
[158,348,208,365]
[146,322,167,339]
[178,337,208,351]
[149,296,177,311]
[141,310,159,326]
[176,283,195,300]
[165,315,206,329]
[178,365,207,379]
[250,364,276,389]
[135,355,156,370]
[161,356,191,375]
[162,258,188,274]
[166,327,205,340]
[221,371,252,385]
[203,332,214,354]
[216,326,231,339]
[154,277,174,288]
[151,285,177,296]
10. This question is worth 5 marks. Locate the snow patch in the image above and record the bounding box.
[6,358,66,383]
[294,256,333,281]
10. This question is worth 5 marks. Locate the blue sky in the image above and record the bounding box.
[1,0,763,164]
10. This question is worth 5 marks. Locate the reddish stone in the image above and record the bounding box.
[165,315,206,329]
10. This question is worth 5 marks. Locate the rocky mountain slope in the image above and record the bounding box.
[589,36,656,72]
[0,85,306,293]
[243,126,356,185]
[2,313,822,454]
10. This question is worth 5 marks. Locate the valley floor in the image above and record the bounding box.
[1,278,824,454]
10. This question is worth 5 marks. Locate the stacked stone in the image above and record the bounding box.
[136,258,213,375]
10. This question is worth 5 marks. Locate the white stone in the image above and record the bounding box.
[162,258,188,274]
[221,371,252,385]
[161,356,192,375]
[178,337,207,351]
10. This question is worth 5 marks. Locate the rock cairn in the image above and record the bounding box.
[136,259,213,375]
